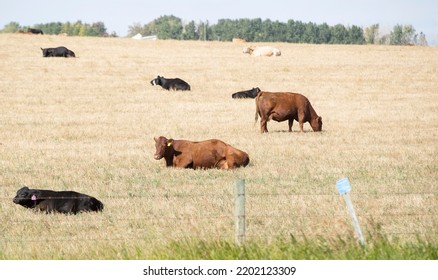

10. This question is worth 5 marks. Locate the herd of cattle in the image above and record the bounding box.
[12,44,322,214]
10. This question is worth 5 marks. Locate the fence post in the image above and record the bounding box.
[336,178,365,245]
[234,179,246,245]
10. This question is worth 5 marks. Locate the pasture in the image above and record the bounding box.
[0,34,436,259]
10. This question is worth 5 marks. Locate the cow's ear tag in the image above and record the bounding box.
[167,142,172,147]
[31,195,37,201]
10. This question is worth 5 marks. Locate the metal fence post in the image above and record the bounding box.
[234,179,246,245]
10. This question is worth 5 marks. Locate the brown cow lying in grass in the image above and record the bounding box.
[255,91,322,133]
[154,136,249,169]
[13,186,104,214]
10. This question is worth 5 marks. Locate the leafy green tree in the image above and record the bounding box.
[365,24,379,44]
[211,19,233,41]
[238,19,252,41]
[401,24,416,45]
[183,20,198,40]
[389,24,403,45]
[1,21,21,33]
[260,19,273,41]
[90,21,108,36]
[318,23,331,44]
[271,20,287,42]
[79,25,88,36]
[303,22,318,43]
[286,20,304,43]
[143,21,157,36]
[154,15,183,39]
[330,24,349,44]
[390,24,415,45]
[249,18,263,41]
[71,20,83,36]
[197,21,210,41]
[61,22,72,35]
[348,25,365,44]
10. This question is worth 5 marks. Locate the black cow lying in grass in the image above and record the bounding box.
[231,87,261,99]
[13,186,104,214]
[41,46,76,57]
[150,75,191,91]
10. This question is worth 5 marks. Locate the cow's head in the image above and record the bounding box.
[41,48,53,57]
[310,116,323,132]
[13,186,40,208]
[66,50,75,57]
[242,47,254,54]
[154,136,172,160]
[150,76,163,86]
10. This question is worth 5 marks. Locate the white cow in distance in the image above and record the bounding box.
[243,46,281,57]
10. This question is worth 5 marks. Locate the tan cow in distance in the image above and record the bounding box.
[243,46,281,57]
[232,38,246,43]
[255,91,322,133]
[154,136,250,170]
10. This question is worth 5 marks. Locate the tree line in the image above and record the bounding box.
[128,15,427,46]
[1,21,114,37]
[1,16,427,46]
[128,15,366,44]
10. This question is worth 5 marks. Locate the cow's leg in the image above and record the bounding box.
[226,155,240,169]
[260,117,268,133]
[299,122,304,132]
[216,159,229,170]
[288,119,294,132]
[173,156,194,169]
[298,111,305,132]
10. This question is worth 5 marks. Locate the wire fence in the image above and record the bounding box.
[1,181,437,245]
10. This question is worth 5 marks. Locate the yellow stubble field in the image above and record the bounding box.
[0,34,436,259]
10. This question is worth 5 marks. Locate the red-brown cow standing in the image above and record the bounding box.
[154,136,249,170]
[255,91,322,133]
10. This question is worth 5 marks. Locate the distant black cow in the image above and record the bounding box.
[13,186,104,214]
[232,87,261,99]
[41,46,76,57]
[28,28,44,35]
[150,75,191,91]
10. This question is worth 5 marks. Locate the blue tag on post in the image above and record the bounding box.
[336,178,351,195]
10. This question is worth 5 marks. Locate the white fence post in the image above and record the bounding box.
[234,179,246,245]
[336,178,366,245]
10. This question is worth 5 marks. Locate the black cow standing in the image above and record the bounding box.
[231,87,261,99]
[150,75,191,91]
[13,186,104,214]
[41,46,76,57]
[28,28,44,34]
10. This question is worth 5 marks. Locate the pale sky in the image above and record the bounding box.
[1,0,437,44]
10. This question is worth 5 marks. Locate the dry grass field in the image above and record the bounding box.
[0,34,437,259]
